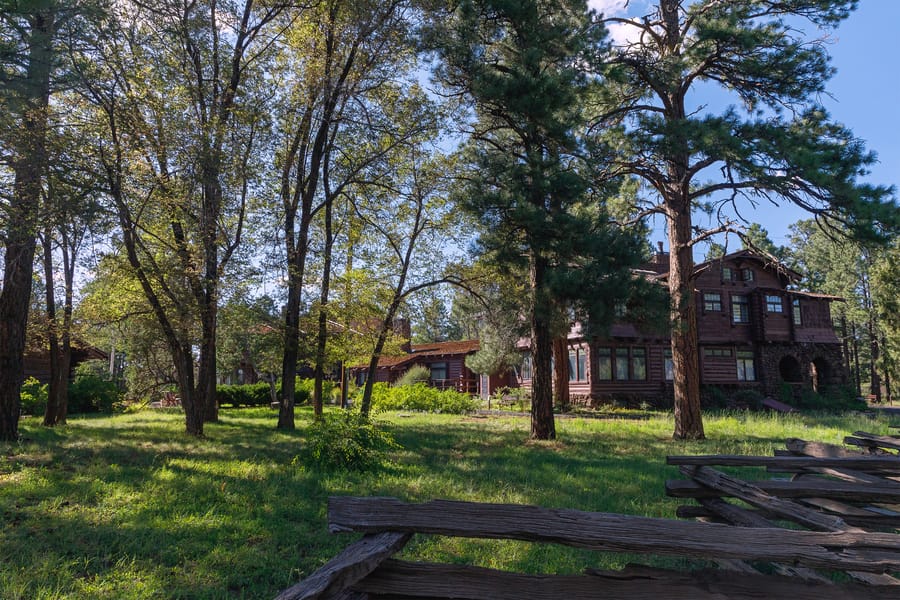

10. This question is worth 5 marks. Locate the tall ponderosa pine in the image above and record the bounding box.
[597,0,896,439]
[0,0,58,441]
[432,0,651,440]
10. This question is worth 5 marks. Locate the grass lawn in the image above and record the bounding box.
[0,407,894,599]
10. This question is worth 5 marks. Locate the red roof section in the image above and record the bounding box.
[358,339,481,370]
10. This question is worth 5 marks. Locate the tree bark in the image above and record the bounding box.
[0,8,56,441]
[552,336,569,410]
[41,230,63,426]
[668,207,704,440]
[529,252,556,440]
[313,181,335,419]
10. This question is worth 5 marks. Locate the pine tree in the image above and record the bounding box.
[430,0,652,439]
[595,0,897,439]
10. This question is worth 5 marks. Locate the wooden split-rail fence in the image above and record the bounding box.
[278,429,900,600]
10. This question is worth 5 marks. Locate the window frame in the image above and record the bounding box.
[597,346,647,381]
[430,361,448,382]
[765,294,784,313]
[741,268,754,282]
[703,292,722,312]
[731,294,750,323]
[792,298,802,325]
[736,351,756,381]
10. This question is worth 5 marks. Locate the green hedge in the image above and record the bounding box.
[217,380,310,408]
[364,382,479,414]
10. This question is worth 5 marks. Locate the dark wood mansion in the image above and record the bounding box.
[517,249,848,405]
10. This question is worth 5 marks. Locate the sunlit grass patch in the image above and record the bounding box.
[1,407,894,598]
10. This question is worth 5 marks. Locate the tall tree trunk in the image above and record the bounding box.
[41,231,63,426]
[668,206,704,440]
[0,9,55,441]
[529,252,555,440]
[313,190,335,419]
[851,322,862,397]
[552,336,569,410]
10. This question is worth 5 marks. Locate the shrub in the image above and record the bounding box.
[68,361,121,414]
[217,379,310,408]
[489,386,531,412]
[20,377,48,416]
[364,382,479,414]
[797,386,866,412]
[394,365,430,387]
[730,389,765,410]
[296,378,336,404]
[299,411,399,472]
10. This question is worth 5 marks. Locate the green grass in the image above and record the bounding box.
[0,407,894,598]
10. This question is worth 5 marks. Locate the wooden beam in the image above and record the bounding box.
[351,560,898,600]
[275,532,411,600]
[680,465,860,532]
[327,497,900,572]
[785,438,866,458]
[667,454,900,472]
[850,432,900,452]
[667,477,900,504]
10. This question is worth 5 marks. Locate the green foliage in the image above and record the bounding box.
[68,361,121,414]
[3,408,896,597]
[19,377,48,417]
[797,386,867,412]
[394,365,431,387]
[363,382,479,414]
[298,411,399,472]
[489,386,531,412]
[217,380,310,408]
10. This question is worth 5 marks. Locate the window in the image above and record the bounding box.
[632,348,646,380]
[704,348,732,357]
[741,268,754,282]
[722,267,735,282]
[615,348,629,380]
[430,362,448,382]
[766,294,783,313]
[792,298,802,325]
[736,351,756,381]
[568,348,587,382]
[703,292,722,312]
[614,301,626,318]
[732,294,749,323]
[597,347,647,381]
[664,350,674,381]
[596,348,612,380]
[520,355,533,380]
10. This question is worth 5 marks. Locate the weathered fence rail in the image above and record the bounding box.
[278,431,900,599]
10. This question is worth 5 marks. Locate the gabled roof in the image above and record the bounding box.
[356,339,481,370]
[653,249,802,283]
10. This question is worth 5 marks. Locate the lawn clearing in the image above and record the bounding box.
[0,408,893,599]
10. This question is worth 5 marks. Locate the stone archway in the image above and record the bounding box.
[778,355,803,383]
[810,357,832,393]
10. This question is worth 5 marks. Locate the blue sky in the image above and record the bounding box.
[590,1,899,250]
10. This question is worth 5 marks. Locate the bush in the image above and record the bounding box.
[394,365,430,387]
[731,389,765,410]
[68,362,121,414]
[363,382,479,414]
[217,379,311,408]
[489,386,531,412]
[797,386,866,412]
[299,411,399,472]
[20,377,48,416]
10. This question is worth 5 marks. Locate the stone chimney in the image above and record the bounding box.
[392,317,412,353]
